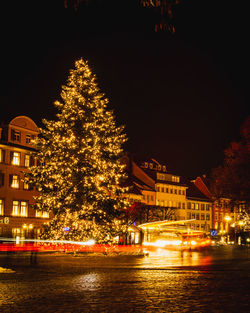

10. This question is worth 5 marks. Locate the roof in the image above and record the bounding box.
[186,180,212,202]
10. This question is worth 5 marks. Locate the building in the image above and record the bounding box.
[0,116,50,240]
[124,156,213,233]
[186,180,212,233]
[194,176,234,235]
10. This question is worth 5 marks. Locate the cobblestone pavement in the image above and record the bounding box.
[0,247,249,313]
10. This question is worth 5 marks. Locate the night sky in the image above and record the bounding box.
[1,0,249,178]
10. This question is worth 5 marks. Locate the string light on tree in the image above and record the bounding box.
[27,58,129,243]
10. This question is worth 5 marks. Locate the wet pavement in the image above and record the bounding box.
[0,246,249,312]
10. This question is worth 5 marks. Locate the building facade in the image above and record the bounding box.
[125,156,213,233]
[0,116,50,240]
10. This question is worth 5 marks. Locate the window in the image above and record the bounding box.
[161,187,164,193]
[0,149,5,163]
[12,228,21,238]
[201,204,205,210]
[0,172,4,187]
[196,213,200,220]
[187,212,191,219]
[157,186,160,192]
[12,201,19,215]
[187,202,191,210]
[170,189,173,194]
[25,155,30,167]
[166,188,169,193]
[23,181,30,190]
[151,195,154,201]
[195,203,199,210]
[10,175,19,189]
[201,214,205,220]
[26,135,31,143]
[206,214,210,221]
[174,189,177,194]
[182,203,185,209]
[12,200,28,217]
[191,203,195,210]
[201,224,205,230]
[20,201,28,216]
[178,202,181,208]
[191,213,195,219]
[0,199,4,215]
[11,129,20,142]
[196,224,200,230]
[178,190,181,195]
[147,195,149,203]
[11,152,21,165]
[206,204,210,211]
[215,213,218,221]
[172,176,180,182]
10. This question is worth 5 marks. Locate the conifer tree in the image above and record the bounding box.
[28,59,128,243]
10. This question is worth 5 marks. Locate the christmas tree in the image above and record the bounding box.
[28,59,128,243]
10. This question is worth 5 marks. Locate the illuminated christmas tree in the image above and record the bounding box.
[28,59,128,243]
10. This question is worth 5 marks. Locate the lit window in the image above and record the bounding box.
[35,210,42,218]
[195,203,199,210]
[11,175,19,189]
[23,181,29,190]
[191,203,195,210]
[25,155,30,167]
[12,201,19,216]
[42,211,49,218]
[12,152,20,165]
[0,199,4,215]
[20,201,28,217]
[12,228,21,237]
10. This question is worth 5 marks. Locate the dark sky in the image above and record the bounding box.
[1,0,249,178]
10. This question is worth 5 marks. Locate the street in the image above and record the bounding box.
[0,246,249,312]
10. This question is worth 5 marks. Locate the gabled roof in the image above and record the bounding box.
[186,180,212,202]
